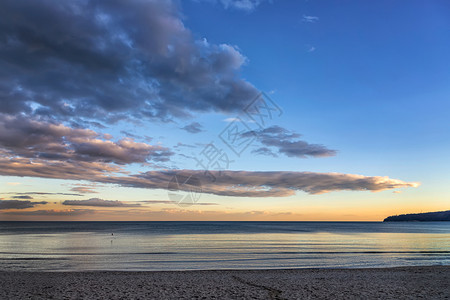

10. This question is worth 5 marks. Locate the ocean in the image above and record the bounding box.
[0,221,449,271]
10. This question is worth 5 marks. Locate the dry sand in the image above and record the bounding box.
[1,266,449,299]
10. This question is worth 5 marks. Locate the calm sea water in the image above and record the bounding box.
[0,221,449,271]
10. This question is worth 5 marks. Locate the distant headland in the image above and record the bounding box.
[383,210,450,222]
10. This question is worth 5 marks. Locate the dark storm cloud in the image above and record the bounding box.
[0,0,258,123]
[181,122,204,134]
[243,126,337,158]
[0,114,174,164]
[0,200,47,210]
[63,198,140,207]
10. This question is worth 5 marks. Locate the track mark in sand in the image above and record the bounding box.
[232,275,286,300]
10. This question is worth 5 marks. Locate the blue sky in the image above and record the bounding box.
[0,0,449,220]
[182,0,450,182]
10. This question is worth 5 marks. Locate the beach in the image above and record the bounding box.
[1,266,449,299]
[1,222,449,298]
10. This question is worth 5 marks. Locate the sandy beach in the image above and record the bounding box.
[0,266,448,299]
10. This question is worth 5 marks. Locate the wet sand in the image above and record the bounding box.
[1,266,449,299]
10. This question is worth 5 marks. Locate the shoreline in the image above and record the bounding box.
[1,266,449,299]
[1,264,448,273]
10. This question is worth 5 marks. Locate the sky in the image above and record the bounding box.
[0,0,449,221]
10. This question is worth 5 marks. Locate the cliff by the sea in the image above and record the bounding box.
[383,210,450,222]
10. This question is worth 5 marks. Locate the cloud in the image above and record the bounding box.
[174,142,196,149]
[120,131,142,140]
[12,195,33,199]
[0,114,174,164]
[223,118,241,122]
[62,198,140,207]
[70,185,99,194]
[0,154,121,180]
[0,200,47,210]
[302,15,319,23]
[0,143,420,198]
[251,147,277,157]
[243,126,337,158]
[0,148,419,197]
[181,122,204,134]
[0,0,258,122]
[3,209,95,216]
[113,170,420,197]
[134,170,419,197]
[6,192,83,197]
[307,46,316,53]
[223,117,254,123]
[218,0,264,11]
[141,200,218,205]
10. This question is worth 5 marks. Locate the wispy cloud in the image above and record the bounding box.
[217,0,266,12]
[120,131,143,140]
[12,195,33,200]
[62,198,140,207]
[3,209,96,216]
[181,122,204,134]
[174,142,196,149]
[302,15,319,23]
[141,200,218,206]
[223,117,255,123]
[223,118,241,122]
[68,183,105,194]
[6,192,83,197]
[307,45,316,52]
[251,147,277,157]
[70,186,99,194]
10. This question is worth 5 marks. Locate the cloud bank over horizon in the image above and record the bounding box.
[0,200,48,210]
